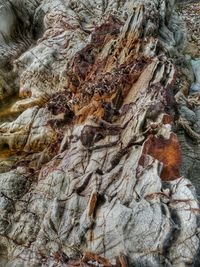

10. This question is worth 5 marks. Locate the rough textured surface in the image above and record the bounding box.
[176,1,200,197]
[0,0,200,266]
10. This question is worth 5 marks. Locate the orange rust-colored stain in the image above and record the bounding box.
[74,92,120,123]
[75,97,105,124]
[88,192,97,217]
[140,133,181,181]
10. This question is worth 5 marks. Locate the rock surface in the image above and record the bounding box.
[0,0,200,266]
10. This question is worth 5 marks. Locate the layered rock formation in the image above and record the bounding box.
[0,0,200,266]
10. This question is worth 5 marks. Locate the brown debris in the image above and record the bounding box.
[82,252,113,266]
[72,59,149,123]
[162,114,173,125]
[64,13,150,124]
[68,252,113,267]
[68,252,129,267]
[46,92,74,119]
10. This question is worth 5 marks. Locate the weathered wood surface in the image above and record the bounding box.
[0,0,199,266]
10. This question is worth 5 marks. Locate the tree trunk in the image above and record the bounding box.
[0,0,199,266]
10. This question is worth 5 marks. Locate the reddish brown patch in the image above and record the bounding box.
[83,252,112,266]
[64,13,150,124]
[72,59,148,123]
[68,16,123,89]
[68,252,129,267]
[139,133,181,181]
[68,252,113,267]
[162,114,173,125]
[91,16,123,45]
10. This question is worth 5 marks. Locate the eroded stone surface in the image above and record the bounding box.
[0,0,199,267]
